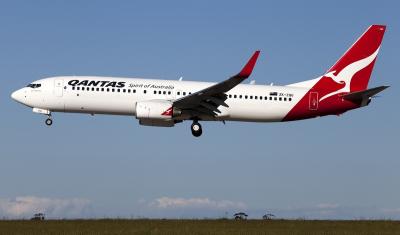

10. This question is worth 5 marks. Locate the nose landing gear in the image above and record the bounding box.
[45,114,53,126]
[191,121,202,137]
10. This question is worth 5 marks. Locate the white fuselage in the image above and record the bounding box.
[12,76,309,122]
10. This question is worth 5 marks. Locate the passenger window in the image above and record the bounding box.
[101,88,104,92]
[177,92,181,95]
[289,98,292,101]
[112,89,115,92]
[254,96,257,100]
[279,97,282,101]
[239,95,242,99]
[158,91,161,94]
[117,89,121,92]
[163,91,166,95]
[234,95,237,98]
[264,96,268,100]
[284,97,287,101]
[72,87,75,90]
[269,97,272,100]
[92,88,95,91]
[107,88,110,92]
[154,90,157,94]
[245,95,248,99]
[77,87,80,91]
[274,97,277,101]
[123,89,126,93]
[168,91,171,95]
[183,92,186,96]
[128,89,130,93]
[144,90,147,94]
[133,89,136,93]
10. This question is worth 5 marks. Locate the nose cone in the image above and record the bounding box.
[11,89,23,103]
[11,90,17,100]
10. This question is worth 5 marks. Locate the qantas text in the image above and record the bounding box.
[68,80,125,88]
[67,80,174,89]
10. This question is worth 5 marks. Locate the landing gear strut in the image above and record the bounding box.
[191,121,202,137]
[45,114,53,126]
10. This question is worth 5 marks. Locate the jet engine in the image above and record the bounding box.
[135,100,178,127]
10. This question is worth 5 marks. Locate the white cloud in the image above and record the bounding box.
[380,208,400,214]
[316,203,339,209]
[149,197,246,210]
[264,203,400,220]
[0,196,91,218]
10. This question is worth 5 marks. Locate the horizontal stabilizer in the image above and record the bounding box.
[342,85,389,105]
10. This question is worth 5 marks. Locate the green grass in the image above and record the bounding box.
[0,219,399,235]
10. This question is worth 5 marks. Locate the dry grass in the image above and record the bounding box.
[0,219,399,235]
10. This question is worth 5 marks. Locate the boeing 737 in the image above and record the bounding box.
[11,25,388,137]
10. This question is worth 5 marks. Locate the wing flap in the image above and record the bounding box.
[173,51,260,118]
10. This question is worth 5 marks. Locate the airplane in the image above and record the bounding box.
[11,25,388,137]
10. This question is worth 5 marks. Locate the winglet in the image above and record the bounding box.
[238,50,260,78]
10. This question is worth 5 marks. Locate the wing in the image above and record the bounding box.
[173,51,260,118]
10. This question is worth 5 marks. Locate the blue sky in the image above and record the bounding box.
[0,0,399,219]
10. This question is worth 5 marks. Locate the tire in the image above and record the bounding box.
[45,118,53,126]
[191,122,202,137]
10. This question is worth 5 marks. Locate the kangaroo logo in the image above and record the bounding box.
[319,47,380,102]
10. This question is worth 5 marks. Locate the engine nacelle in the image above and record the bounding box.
[135,100,173,120]
[139,119,175,127]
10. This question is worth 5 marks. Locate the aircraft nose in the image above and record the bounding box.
[11,89,22,103]
[11,90,17,100]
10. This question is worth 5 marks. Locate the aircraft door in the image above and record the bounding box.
[309,92,319,110]
[54,79,64,97]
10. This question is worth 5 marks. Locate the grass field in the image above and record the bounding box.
[0,219,399,235]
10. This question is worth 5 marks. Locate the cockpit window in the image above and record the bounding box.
[26,84,41,88]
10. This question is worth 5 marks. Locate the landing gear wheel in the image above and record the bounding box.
[45,118,53,126]
[191,121,202,137]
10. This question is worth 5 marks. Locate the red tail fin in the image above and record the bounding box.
[284,25,386,121]
[326,25,386,92]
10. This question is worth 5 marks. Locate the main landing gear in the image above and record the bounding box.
[191,120,202,137]
[45,114,53,126]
